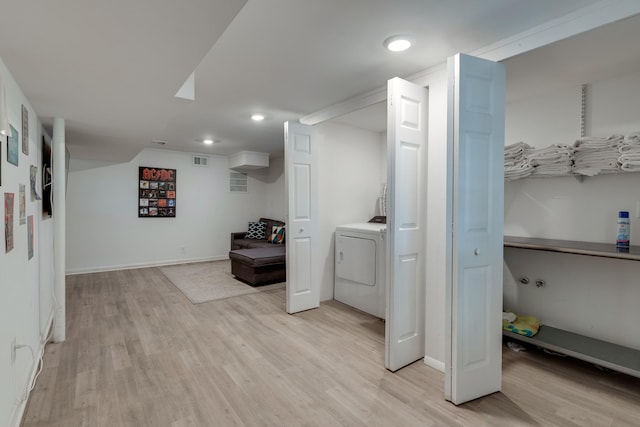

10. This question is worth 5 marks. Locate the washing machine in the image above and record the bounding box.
[334,223,386,318]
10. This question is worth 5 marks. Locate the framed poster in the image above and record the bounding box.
[21,105,28,155]
[7,125,18,166]
[5,192,14,252]
[139,166,176,217]
[28,215,34,260]
[19,184,25,225]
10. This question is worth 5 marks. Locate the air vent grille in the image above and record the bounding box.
[229,172,248,193]
[193,156,208,166]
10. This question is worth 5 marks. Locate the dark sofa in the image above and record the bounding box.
[229,217,286,286]
[229,246,286,286]
[230,217,285,250]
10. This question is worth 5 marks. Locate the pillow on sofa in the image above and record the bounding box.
[269,224,285,244]
[246,221,267,239]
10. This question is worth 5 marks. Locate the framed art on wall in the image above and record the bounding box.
[28,215,34,260]
[19,184,25,225]
[7,125,18,166]
[138,166,176,217]
[21,105,28,155]
[5,192,14,252]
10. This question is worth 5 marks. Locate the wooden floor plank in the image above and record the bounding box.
[21,266,640,426]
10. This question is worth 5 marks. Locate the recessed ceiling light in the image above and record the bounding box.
[203,139,214,145]
[251,114,265,122]
[384,35,413,52]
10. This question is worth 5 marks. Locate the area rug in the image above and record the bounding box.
[159,260,285,304]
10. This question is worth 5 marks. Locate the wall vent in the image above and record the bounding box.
[229,172,248,193]
[193,155,208,167]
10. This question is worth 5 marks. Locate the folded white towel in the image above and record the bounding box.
[505,163,533,181]
[574,134,624,146]
[619,153,640,162]
[505,141,531,154]
[619,144,640,154]
[574,165,621,176]
[532,164,573,176]
[621,162,640,172]
[625,132,640,143]
[527,144,572,156]
[573,159,619,168]
[530,156,572,166]
[574,136,623,152]
[528,153,572,164]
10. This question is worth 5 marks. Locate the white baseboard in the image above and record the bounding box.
[11,313,54,427]
[65,255,229,275]
[424,355,445,373]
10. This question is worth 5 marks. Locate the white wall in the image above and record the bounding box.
[0,57,55,427]
[260,155,286,222]
[66,149,276,273]
[503,69,640,350]
[315,121,386,301]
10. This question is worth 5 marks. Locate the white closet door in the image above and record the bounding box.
[284,121,319,314]
[385,77,427,372]
[445,53,505,404]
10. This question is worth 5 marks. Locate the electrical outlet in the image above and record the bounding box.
[10,338,16,365]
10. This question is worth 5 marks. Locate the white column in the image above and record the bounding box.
[53,118,66,343]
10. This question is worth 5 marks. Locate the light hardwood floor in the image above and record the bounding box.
[22,267,640,426]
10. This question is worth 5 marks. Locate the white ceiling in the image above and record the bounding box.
[333,12,640,134]
[2,0,627,162]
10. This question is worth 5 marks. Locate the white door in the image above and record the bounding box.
[385,77,427,372]
[445,53,505,404]
[284,121,319,314]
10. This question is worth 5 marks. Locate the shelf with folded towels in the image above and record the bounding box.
[504,133,640,181]
[504,236,640,261]
[503,326,640,378]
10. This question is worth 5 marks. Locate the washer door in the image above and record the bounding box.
[335,235,377,286]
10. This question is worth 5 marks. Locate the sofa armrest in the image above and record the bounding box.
[231,231,248,239]
[231,232,247,250]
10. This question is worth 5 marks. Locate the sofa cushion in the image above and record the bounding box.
[246,241,276,249]
[229,246,286,267]
[259,217,285,236]
[234,239,286,250]
[246,221,267,239]
[269,224,285,244]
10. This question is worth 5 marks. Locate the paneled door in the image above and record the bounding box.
[385,77,427,371]
[445,53,505,404]
[284,121,319,314]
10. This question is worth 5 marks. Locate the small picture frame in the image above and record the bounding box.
[21,105,28,155]
[7,125,18,166]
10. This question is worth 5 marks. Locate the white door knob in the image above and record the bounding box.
[474,248,480,256]
[299,228,304,233]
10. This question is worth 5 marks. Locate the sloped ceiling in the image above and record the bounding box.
[0,0,614,162]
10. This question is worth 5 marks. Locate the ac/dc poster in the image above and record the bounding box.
[138,167,176,218]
